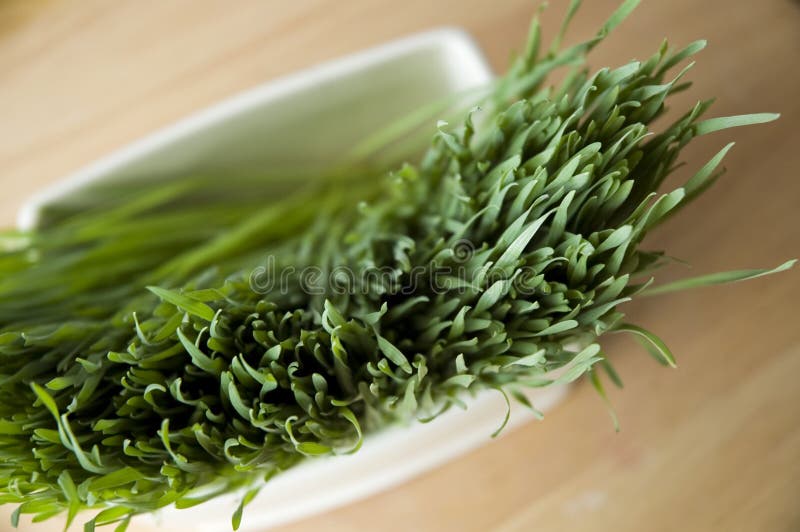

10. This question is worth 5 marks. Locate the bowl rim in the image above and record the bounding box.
[15,26,568,532]
[16,26,493,231]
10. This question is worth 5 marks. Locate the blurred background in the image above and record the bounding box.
[1,0,798,530]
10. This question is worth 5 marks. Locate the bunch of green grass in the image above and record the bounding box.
[0,1,794,530]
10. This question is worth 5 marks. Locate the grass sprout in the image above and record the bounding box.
[0,1,793,529]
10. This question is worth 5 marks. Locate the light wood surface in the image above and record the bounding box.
[1,1,798,531]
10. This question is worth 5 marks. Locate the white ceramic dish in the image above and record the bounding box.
[19,29,570,530]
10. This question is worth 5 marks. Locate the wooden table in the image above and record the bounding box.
[1,1,798,531]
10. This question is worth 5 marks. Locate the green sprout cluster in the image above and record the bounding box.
[0,1,792,530]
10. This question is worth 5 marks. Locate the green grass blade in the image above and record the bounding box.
[644,260,796,296]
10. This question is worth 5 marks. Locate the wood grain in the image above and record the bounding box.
[1,1,798,531]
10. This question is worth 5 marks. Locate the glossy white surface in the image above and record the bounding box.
[20,28,570,530]
[18,28,492,230]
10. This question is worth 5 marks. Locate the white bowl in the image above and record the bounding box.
[19,28,571,530]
